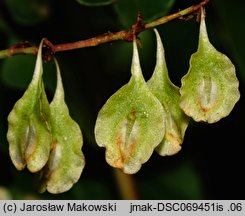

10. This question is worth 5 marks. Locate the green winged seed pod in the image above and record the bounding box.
[147,29,189,156]
[179,8,240,123]
[95,39,165,174]
[7,39,51,172]
[38,59,85,194]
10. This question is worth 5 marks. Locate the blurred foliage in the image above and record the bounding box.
[2,55,36,90]
[0,186,12,199]
[0,0,244,200]
[4,0,50,25]
[76,0,115,7]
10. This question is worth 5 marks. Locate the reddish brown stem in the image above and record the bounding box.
[0,0,209,60]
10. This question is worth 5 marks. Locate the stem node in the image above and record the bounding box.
[0,0,210,60]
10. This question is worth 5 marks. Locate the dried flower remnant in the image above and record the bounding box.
[148,29,189,156]
[95,39,165,174]
[7,39,51,172]
[179,8,240,123]
[38,59,85,194]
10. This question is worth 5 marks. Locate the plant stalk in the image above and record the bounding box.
[0,0,209,60]
[113,169,140,199]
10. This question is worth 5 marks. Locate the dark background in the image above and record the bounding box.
[0,0,244,199]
